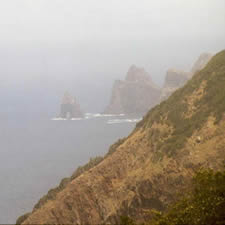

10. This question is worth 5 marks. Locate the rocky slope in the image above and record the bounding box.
[59,92,84,118]
[104,65,161,114]
[18,50,225,224]
[160,53,213,101]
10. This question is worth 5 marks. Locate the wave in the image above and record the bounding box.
[71,118,83,120]
[51,117,84,121]
[85,113,125,119]
[51,117,67,121]
[107,118,142,124]
[51,113,126,121]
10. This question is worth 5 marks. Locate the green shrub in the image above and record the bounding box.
[16,213,31,225]
[149,167,225,225]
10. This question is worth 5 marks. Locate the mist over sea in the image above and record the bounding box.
[0,113,137,223]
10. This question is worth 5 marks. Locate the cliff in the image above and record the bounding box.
[105,53,213,113]
[59,92,84,118]
[160,52,213,100]
[104,65,161,115]
[160,69,189,101]
[18,50,225,224]
[190,52,213,76]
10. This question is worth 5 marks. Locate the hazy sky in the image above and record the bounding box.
[0,0,225,43]
[0,0,225,112]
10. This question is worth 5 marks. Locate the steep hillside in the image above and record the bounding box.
[19,50,225,224]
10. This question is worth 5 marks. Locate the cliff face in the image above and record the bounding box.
[160,69,189,101]
[19,50,225,224]
[104,65,161,115]
[60,92,84,118]
[190,52,213,76]
[160,53,213,101]
[105,53,213,114]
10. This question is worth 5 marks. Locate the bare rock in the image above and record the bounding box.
[160,53,213,101]
[160,69,189,101]
[104,65,161,115]
[60,92,84,118]
[190,53,213,76]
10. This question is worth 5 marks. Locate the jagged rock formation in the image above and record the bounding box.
[104,65,161,115]
[160,53,213,101]
[105,53,213,113]
[60,92,84,118]
[18,50,225,224]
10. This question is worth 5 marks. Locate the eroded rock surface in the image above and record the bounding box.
[104,65,161,114]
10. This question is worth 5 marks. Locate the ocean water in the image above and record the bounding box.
[0,114,139,223]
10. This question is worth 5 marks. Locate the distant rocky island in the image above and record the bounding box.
[105,53,213,114]
[59,92,84,119]
[104,65,161,114]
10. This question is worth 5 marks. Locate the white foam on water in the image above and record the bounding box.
[52,113,126,121]
[107,118,142,124]
[51,117,84,121]
[99,113,125,117]
[71,118,83,120]
[51,117,67,121]
[85,113,125,119]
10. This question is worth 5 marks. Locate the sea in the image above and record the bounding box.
[0,113,141,223]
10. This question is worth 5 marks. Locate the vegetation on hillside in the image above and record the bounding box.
[149,167,225,225]
[16,138,127,224]
[137,50,225,156]
[121,166,225,225]
[33,156,104,210]
[16,156,104,224]
[16,213,31,225]
[16,50,225,224]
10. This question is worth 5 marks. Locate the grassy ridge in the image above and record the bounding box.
[137,50,225,156]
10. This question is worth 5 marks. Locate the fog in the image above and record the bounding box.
[0,0,225,113]
[0,1,225,223]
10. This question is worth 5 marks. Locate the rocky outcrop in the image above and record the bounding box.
[105,53,213,113]
[160,69,189,101]
[160,53,213,101]
[190,53,213,76]
[19,50,225,224]
[104,65,161,114]
[60,92,84,118]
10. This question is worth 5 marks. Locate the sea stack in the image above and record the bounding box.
[60,92,84,119]
[104,65,161,115]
